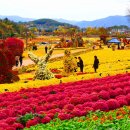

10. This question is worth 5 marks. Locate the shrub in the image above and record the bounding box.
[4,37,24,56]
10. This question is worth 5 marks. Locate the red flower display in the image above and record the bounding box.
[4,37,24,56]
[0,73,129,129]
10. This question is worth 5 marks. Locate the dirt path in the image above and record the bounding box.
[13,49,87,69]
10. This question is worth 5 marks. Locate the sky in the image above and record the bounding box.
[0,0,129,21]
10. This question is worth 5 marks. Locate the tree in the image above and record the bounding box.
[97,27,108,35]
[0,43,20,84]
[4,37,24,56]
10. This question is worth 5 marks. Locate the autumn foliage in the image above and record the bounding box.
[4,37,24,56]
[0,37,24,83]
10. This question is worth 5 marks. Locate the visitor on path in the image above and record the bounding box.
[19,55,23,66]
[15,56,19,67]
[78,57,84,72]
[74,57,78,72]
[45,45,48,53]
[93,56,99,73]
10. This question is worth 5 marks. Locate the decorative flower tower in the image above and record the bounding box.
[28,47,54,80]
[62,49,77,76]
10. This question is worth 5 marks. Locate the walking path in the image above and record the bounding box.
[13,49,87,69]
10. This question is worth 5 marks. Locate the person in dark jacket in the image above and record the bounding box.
[19,55,23,66]
[78,57,84,72]
[93,56,99,73]
[45,46,48,53]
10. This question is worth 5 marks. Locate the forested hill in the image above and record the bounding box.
[29,18,77,31]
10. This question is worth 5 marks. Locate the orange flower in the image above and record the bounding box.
[116,115,123,120]
[92,115,98,120]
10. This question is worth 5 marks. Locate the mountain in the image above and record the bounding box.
[54,18,78,25]
[28,18,77,31]
[0,15,130,28]
[55,15,130,28]
[0,15,35,22]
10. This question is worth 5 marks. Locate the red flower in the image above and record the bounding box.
[64,104,74,110]
[124,87,130,95]
[5,117,16,125]
[84,107,93,113]
[12,123,24,129]
[46,113,55,119]
[58,113,71,120]
[107,99,120,110]
[90,92,99,101]
[126,94,130,105]
[99,90,110,100]
[71,108,82,117]
[5,127,15,130]
[26,118,39,128]
[93,101,109,111]
[109,89,118,98]
[117,99,128,107]
[114,88,124,95]
[83,102,94,108]
[41,116,51,124]
[55,74,62,79]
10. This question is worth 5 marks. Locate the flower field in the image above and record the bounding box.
[0,48,130,93]
[25,106,130,130]
[0,73,130,129]
[0,47,130,129]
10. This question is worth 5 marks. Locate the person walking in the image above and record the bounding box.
[74,57,78,72]
[15,56,19,67]
[45,45,48,53]
[93,56,99,73]
[19,55,23,66]
[78,57,84,72]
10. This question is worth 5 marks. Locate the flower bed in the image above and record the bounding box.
[24,106,130,130]
[0,73,130,129]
